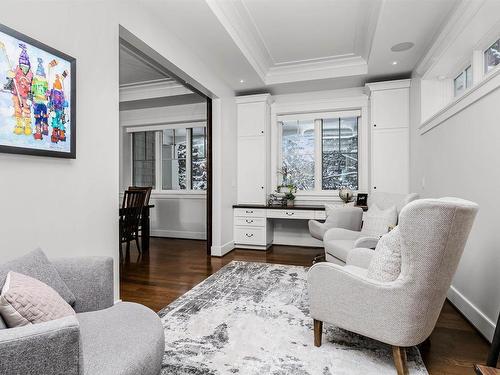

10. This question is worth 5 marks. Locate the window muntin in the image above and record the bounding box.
[132,131,156,188]
[484,39,500,73]
[279,113,359,192]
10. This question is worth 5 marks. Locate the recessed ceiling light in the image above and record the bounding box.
[392,61,398,65]
[239,79,245,83]
[391,42,415,52]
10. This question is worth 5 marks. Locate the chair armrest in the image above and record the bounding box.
[0,316,82,375]
[325,206,363,231]
[353,236,380,249]
[307,262,431,346]
[323,227,362,243]
[346,248,375,268]
[52,257,114,313]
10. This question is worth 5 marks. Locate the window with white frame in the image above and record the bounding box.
[484,38,500,73]
[131,125,207,191]
[278,111,359,191]
[453,65,472,97]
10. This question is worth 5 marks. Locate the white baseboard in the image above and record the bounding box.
[151,229,206,240]
[447,285,496,342]
[211,240,234,257]
[114,299,122,304]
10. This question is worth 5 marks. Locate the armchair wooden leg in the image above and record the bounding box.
[392,346,409,375]
[314,319,323,347]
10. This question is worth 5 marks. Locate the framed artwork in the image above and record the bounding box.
[0,23,76,158]
[356,193,368,207]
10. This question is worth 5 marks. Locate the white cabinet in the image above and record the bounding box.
[236,94,272,205]
[366,80,411,194]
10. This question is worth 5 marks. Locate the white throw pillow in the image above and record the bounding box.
[0,271,75,328]
[367,226,402,282]
[361,204,397,235]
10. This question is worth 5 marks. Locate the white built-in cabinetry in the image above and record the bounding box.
[236,94,272,205]
[366,80,410,194]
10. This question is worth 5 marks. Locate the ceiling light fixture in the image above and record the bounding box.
[239,79,245,83]
[391,42,415,52]
[392,61,398,65]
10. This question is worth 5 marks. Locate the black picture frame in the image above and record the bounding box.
[0,23,76,159]
[356,193,368,207]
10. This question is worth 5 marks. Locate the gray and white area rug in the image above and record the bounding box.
[158,261,428,375]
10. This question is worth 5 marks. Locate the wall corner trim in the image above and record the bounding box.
[447,285,496,342]
[211,240,235,257]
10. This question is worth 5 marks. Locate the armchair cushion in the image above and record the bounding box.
[361,204,397,235]
[0,272,75,328]
[367,226,402,281]
[0,249,76,306]
[346,248,375,268]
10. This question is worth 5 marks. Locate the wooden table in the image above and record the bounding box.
[119,204,154,253]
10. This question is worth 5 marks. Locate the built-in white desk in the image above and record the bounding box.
[233,204,327,250]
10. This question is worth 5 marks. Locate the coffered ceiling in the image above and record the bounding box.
[135,0,460,94]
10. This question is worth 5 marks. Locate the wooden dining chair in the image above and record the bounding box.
[128,186,153,238]
[119,189,147,257]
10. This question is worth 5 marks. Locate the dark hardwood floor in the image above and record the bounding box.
[120,237,491,375]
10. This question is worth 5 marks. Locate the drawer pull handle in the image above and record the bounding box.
[245,210,253,214]
[286,212,294,216]
[245,219,254,223]
[245,233,254,237]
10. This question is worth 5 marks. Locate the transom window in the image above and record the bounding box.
[454,65,472,97]
[131,125,207,191]
[484,38,500,73]
[279,111,359,191]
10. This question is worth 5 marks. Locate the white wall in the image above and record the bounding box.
[117,2,237,256]
[0,1,120,298]
[410,75,500,341]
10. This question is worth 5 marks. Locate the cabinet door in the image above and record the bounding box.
[237,137,266,204]
[237,102,266,137]
[371,89,409,128]
[371,128,409,194]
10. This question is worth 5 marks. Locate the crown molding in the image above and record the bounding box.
[415,0,486,78]
[119,79,193,102]
[265,56,367,85]
[206,0,375,85]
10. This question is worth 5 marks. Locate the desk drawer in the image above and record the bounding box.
[266,209,316,220]
[234,227,266,245]
[234,217,266,227]
[234,208,266,218]
[315,211,327,220]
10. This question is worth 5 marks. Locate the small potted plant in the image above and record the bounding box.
[284,184,297,207]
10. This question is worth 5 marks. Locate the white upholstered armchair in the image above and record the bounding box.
[308,198,479,375]
[323,191,419,264]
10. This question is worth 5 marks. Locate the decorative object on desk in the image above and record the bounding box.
[356,193,368,207]
[283,184,297,207]
[339,188,354,204]
[0,23,76,158]
[268,193,286,207]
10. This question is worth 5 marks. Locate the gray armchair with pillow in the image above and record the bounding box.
[308,205,364,240]
[308,198,479,374]
[0,249,165,375]
[323,191,419,264]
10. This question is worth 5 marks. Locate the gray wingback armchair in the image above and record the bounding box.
[323,191,419,264]
[308,198,478,374]
[0,257,165,375]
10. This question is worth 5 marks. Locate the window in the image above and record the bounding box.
[131,125,207,191]
[454,65,472,97]
[279,112,359,191]
[322,117,358,190]
[132,131,156,188]
[484,38,500,73]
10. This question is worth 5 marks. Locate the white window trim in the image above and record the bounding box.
[271,96,368,198]
[129,122,207,194]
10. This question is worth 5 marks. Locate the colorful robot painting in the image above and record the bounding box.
[0,29,72,154]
